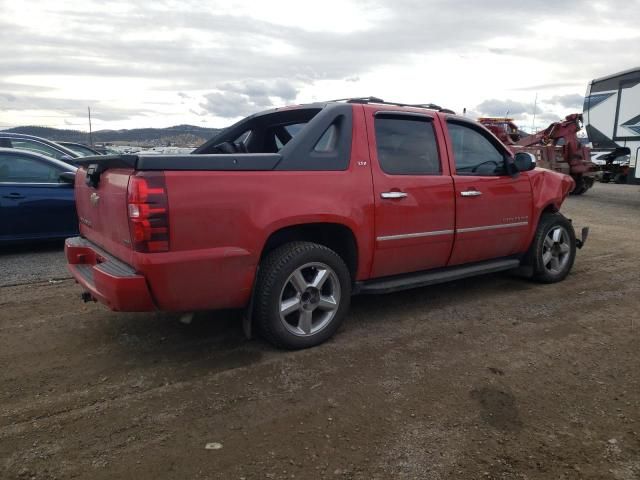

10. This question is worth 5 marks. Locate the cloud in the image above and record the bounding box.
[475,98,562,127]
[1,0,639,127]
[535,112,562,124]
[200,92,263,118]
[547,94,584,109]
[200,79,299,118]
[512,82,583,91]
[0,94,152,121]
[3,1,634,88]
[476,99,532,117]
[218,79,298,104]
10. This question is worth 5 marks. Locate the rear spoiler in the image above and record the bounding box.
[74,154,138,169]
[75,155,139,188]
[76,153,282,187]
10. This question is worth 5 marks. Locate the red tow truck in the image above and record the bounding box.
[479,114,598,194]
[66,98,587,349]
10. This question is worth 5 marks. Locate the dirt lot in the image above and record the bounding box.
[1,182,639,479]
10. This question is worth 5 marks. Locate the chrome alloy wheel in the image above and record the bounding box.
[542,226,571,275]
[279,262,341,336]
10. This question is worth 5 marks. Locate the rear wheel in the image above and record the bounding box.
[254,242,351,349]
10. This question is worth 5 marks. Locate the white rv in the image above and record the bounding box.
[584,67,640,184]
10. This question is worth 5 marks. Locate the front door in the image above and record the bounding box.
[443,119,533,266]
[367,110,456,278]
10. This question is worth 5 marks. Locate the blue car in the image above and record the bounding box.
[0,148,78,243]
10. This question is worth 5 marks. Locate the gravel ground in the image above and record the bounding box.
[0,241,69,287]
[1,182,639,480]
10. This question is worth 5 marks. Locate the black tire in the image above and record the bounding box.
[254,242,351,349]
[571,176,588,195]
[528,213,576,283]
[614,173,627,184]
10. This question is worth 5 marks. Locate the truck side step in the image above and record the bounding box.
[355,258,521,295]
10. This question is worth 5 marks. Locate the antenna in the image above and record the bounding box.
[531,93,538,133]
[88,106,93,146]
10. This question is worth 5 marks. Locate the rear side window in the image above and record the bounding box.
[448,122,506,175]
[10,139,65,160]
[314,124,338,152]
[0,153,62,183]
[374,116,441,175]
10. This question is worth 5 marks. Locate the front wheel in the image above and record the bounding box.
[529,213,576,283]
[254,242,351,349]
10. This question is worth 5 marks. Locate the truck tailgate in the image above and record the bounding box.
[75,167,135,266]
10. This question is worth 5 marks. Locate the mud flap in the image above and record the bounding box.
[242,308,253,340]
[576,227,589,249]
[242,269,259,340]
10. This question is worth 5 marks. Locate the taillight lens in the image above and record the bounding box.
[127,172,169,252]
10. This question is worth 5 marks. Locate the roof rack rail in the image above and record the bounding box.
[326,97,455,114]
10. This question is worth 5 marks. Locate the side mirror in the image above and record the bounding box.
[60,154,76,163]
[514,152,536,172]
[59,171,76,184]
[504,154,519,177]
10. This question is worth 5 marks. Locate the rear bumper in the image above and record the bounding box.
[65,237,156,311]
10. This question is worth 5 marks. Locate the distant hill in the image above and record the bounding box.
[2,124,222,147]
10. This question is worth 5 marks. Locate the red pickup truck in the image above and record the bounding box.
[66,98,586,349]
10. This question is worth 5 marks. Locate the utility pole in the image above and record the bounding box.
[88,106,93,146]
[531,93,538,134]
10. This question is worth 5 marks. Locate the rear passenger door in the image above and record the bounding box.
[367,111,455,278]
[444,120,533,266]
[0,151,77,241]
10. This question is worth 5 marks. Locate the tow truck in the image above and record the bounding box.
[479,114,598,194]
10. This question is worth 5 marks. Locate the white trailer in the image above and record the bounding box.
[584,67,640,184]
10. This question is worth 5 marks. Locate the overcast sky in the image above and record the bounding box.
[1,0,638,131]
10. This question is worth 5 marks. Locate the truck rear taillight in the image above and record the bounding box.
[127,172,169,252]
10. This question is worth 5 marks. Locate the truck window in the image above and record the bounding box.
[447,122,506,176]
[374,116,440,175]
[313,124,338,152]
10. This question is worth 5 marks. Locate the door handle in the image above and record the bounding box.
[380,191,408,199]
[2,193,25,199]
[460,190,482,197]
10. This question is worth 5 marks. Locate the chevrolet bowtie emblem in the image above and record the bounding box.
[90,192,100,206]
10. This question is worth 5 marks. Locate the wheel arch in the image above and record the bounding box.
[525,202,561,251]
[260,222,359,282]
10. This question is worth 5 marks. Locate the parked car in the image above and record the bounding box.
[0,148,78,243]
[58,142,104,157]
[65,98,587,349]
[0,132,80,164]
